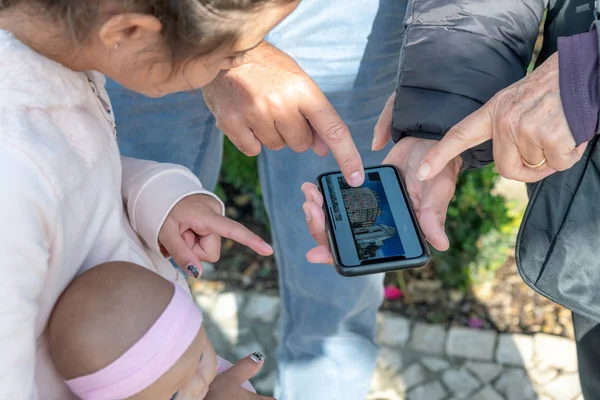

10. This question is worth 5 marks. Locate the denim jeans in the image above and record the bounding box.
[107,1,407,398]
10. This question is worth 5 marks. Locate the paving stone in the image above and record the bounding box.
[370,369,390,393]
[469,386,504,400]
[495,369,536,400]
[540,373,582,400]
[446,327,497,361]
[442,368,480,398]
[397,364,426,392]
[377,348,404,374]
[215,320,241,345]
[420,356,450,372]
[410,323,447,355]
[465,362,503,384]
[368,388,404,400]
[378,314,411,347]
[253,370,276,395]
[244,295,280,323]
[212,292,243,320]
[496,334,534,367]
[196,294,219,314]
[533,334,578,372]
[406,381,447,400]
[527,364,558,386]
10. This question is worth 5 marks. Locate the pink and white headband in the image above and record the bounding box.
[65,283,203,400]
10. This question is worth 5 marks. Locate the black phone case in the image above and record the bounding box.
[315,165,430,277]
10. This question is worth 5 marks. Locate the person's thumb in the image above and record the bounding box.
[372,92,396,151]
[416,105,493,181]
[158,222,203,279]
[225,353,266,385]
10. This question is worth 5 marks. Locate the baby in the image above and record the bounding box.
[48,262,261,400]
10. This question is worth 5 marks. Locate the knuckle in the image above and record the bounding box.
[541,130,563,148]
[495,162,512,179]
[266,92,284,109]
[263,137,286,150]
[321,122,349,143]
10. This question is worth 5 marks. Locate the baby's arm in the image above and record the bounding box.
[120,156,224,256]
[0,147,58,399]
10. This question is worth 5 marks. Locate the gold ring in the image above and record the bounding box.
[522,157,547,169]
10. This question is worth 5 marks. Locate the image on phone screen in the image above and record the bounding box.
[320,166,424,268]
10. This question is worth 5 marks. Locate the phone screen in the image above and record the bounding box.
[320,166,424,267]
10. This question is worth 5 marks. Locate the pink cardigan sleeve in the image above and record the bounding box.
[120,156,224,256]
[0,146,58,400]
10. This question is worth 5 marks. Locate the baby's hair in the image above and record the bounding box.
[0,0,295,65]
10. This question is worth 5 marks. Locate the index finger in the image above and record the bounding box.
[192,215,273,256]
[418,106,493,181]
[300,91,364,187]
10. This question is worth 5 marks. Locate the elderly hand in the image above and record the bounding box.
[302,94,461,264]
[202,41,365,187]
[416,53,588,183]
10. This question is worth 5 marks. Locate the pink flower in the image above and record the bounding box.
[468,317,484,329]
[384,285,403,301]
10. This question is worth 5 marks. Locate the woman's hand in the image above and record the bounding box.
[302,138,461,264]
[158,194,273,278]
[416,53,587,184]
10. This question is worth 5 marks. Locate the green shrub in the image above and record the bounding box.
[217,138,268,225]
[219,137,261,196]
[432,165,522,290]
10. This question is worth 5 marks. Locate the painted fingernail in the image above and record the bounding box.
[303,204,313,222]
[250,352,265,363]
[187,264,200,279]
[417,162,431,181]
[348,171,364,187]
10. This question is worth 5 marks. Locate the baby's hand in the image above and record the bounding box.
[301,183,334,265]
[158,194,273,278]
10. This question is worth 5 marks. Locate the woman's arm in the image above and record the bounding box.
[392,0,547,169]
[0,146,57,399]
[557,24,600,146]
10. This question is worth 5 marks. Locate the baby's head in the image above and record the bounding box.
[48,262,217,400]
[0,0,299,96]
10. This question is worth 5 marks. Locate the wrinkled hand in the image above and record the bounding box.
[416,53,587,183]
[205,355,274,400]
[302,94,461,263]
[158,194,273,278]
[202,41,365,186]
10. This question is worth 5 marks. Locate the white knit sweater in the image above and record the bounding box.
[0,30,221,399]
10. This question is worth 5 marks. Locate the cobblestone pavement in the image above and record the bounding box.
[195,291,582,400]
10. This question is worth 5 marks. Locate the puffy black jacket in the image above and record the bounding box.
[391,0,547,169]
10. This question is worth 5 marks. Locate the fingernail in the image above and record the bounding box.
[303,204,313,222]
[371,137,377,151]
[250,352,265,363]
[187,264,200,279]
[417,162,431,181]
[262,241,273,251]
[348,171,364,187]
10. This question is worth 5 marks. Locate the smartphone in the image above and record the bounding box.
[316,165,430,277]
